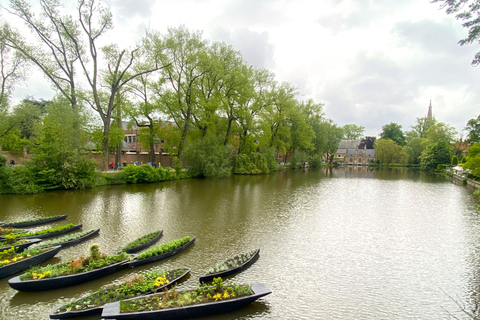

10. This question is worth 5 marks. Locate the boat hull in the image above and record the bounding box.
[122,230,163,254]
[128,237,195,268]
[199,248,260,283]
[0,238,42,252]
[1,215,67,228]
[0,245,61,279]
[101,283,271,320]
[8,258,129,291]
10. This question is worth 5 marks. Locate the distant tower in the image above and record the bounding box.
[427,100,433,119]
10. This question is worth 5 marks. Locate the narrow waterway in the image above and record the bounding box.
[0,167,479,319]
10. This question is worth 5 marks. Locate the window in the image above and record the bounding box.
[124,135,136,143]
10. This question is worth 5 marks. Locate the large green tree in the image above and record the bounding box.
[380,122,406,146]
[374,139,408,164]
[419,140,451,171]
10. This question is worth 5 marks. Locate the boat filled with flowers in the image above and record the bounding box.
[120,230,163,253]
[8,244,132,291]
[128,236,195,268]
[0,245,61,279]
[32,229,99,249]
[1,215,67,228]
[0,236,42,252]
[101,277,271,320]
[199,249,260,283]
[50,267,191,319]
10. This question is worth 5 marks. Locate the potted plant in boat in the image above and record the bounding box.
[50,267,191,319]
[101,277,272,320]
[8,223,82,240]
[8,243,132,291]
[199,249,260,283]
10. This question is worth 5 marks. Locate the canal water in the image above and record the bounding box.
[0,167,479,319]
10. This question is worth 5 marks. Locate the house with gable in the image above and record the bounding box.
[335,138,376,165]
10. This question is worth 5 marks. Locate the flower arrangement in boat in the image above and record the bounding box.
[119,277,253,313]
[54,268,190,314]
[136,236,191,260]
[0,233,26,246]
[0,226,24,236]
[206,249,258,275]
[13,223,76,238]
[121,230,162,252]
[20,244,131,280]
[0,246,53,267]
[31,229,97,249]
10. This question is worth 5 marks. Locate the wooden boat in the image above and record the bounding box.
[8,256,130,292]
[0,246,61,279]
[0,238,42,252]
[120,230,163,254]
[16,224,82,240]
[128,237,195,268]
[1,215,67,228]
[34,229,100,249]
[199,249,260,283]
[49,267,191,319]
[101,283,272,320]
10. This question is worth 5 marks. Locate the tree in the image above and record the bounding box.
[0,23,27,111]
[406,117,437,140]
[342,124,364,140]
[465,115,480,143]
[463,143,480,179]
[358,136,376,149]
[380,122,406,146]
[433,0,480,65]
[406,137,426,164]
[374,139,408,164]
[158,26,207,160]
[419,140,451,171]
[425,122,458,144]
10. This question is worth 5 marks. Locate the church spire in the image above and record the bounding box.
[427,100,433,119]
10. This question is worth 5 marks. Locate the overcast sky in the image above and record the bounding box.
[3,0,480,137]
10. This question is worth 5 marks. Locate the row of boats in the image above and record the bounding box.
[0,215,270,319]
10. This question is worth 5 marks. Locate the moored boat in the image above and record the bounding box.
[0,238,42,252]
[14,224,82,240]
[128,236,195,268]
[49,267,191,319]
[101,282,272,320]
[33,229,100,249]
[0,245,61,279]
[8,245,132,291]
[199,248,260,283]
[1,215,67,228]
[120,230,163,254]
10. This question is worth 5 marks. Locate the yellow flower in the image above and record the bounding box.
[223,291,230,299]
[213,293,222,301]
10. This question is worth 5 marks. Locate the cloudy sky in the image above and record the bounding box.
[3,0,480,137]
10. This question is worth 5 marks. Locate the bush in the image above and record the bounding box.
[233,153,269,175]
[309,156,323,169]
[183,135,233,178]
